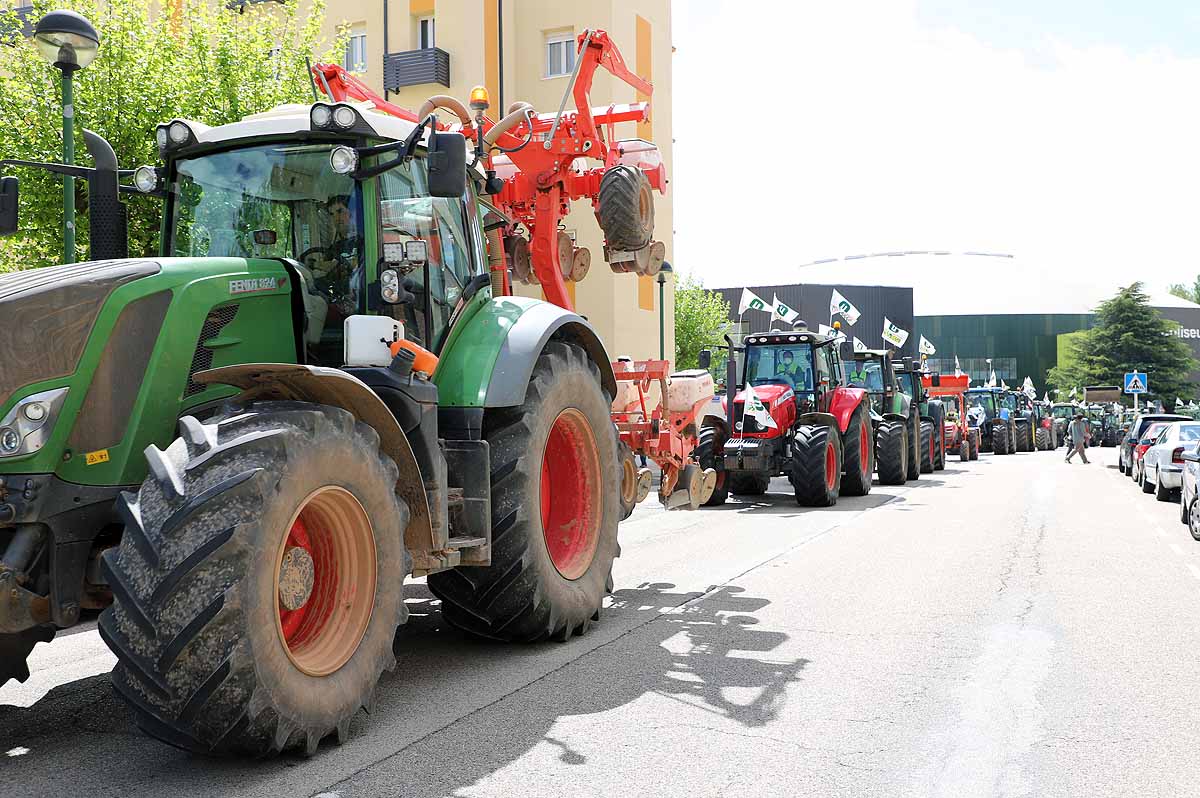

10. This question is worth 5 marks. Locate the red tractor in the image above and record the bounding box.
[922,373,979,460]
[699,323,874,507]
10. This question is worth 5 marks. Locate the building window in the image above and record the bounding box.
[418,16,435,49]
[345,30,367,73]
[545,32,576,78]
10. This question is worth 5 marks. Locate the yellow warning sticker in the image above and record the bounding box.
[85,449,110,466]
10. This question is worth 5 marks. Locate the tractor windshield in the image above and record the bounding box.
[1052,405,1075,419]
[966,391,997,420]
[744,343,814,391]
[842,360,885,391]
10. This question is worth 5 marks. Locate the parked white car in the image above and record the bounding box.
[1141,422,1200,501]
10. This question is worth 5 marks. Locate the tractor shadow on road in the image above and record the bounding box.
[0,583,807,798]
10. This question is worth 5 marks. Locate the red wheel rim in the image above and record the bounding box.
[859,421,870,476]
[541,408,602,580]
[275,487,376,677]
[825,441,837,490]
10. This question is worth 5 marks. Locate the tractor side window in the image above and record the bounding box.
[379,161,474,351]
[815,347,833,387]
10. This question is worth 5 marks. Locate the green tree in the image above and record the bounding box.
[1169,275,1200,304]
[1048,282,1197,402]
[0,0,343,272]
[674,274,731,376]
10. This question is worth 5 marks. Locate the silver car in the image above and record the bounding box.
[1181,444,1200,538]
[1141,422,1200,501]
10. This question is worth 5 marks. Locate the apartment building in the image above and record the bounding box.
[318,0,675,363]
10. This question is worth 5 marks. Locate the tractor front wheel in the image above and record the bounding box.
[840,403,874,497]
[1035,427,1051,451]
[969,431,980,460]
[993,423,1010,455]
[906,417,922,481]
[1015,422,1031,452]
[101,403,408,755]
[428,341,619,643]
[695,424,729,506]
[790,426,841,507]
[877,422,908,485]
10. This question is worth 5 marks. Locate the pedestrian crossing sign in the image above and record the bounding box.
[1124,372,1148,394]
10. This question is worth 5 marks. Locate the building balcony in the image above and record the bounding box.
[384,47,450,91]
[4,5,35,38]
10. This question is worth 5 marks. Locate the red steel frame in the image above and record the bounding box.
[313,30,701,501]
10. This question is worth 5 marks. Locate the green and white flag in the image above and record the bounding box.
[830,289,861,326]
[771,294,800,325]
[738,287,768,315]
[954,355,963,378]
[818,323,846,344]
[743,383,777,429]
[882,317,909,348]
[919,335,936,356]
[852,336,869,353]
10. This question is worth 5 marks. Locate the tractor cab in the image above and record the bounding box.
[842,350,909,420]
[731,325,841,436]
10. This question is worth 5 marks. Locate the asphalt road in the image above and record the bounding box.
[4,444,1200,797]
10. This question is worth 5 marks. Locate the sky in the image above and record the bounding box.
[671,0,1200,298]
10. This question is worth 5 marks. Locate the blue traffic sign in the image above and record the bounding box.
[1124,372,1148,394]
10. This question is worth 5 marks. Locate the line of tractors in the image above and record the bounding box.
[686,323,1080,511]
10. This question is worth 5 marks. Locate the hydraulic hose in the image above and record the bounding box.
[484,101,536,148]
[486,226,510,296]
[417,95,473,128]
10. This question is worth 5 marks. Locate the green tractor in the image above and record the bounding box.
[0,103,627,754]
[893,358,946,473]
[843,349,917,485]
[964,387,1019,454]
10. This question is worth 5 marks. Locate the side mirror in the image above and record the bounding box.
[0,176,18,236]
[427,131,467,198]
[697,349,712,370]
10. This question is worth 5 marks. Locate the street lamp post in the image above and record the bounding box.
[657,261,673,361]
[33,10,100,265]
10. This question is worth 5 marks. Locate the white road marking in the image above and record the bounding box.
[1187,563,1200,581]
[1170,543,1185,557]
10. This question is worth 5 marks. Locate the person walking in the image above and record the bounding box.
[1065,413,1090,464]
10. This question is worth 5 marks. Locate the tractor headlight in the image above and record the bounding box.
[0,427,19,456]
[329,145,359,175]
[380,268,401,304]
[310,103,333,129]
[168,121,191,145]
[133,165,159,193]
[155,125,169,151]
[333,105,358,129]
[0,387,69,459]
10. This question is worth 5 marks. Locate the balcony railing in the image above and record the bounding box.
[3,5,35,38]
[384,47,450,91]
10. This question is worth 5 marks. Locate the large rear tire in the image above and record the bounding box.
[906,416,922,481]
[1035,427,1050,451]
[919,421,935,474]
[428,341,619,643]
[839,403,873,497]
[877,422,908,486]
[598,165,654,251]
[790,426,841,507]
[101,403,408,755]
[696,424,729,506]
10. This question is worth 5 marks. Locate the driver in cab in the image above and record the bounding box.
[775,351,812,391]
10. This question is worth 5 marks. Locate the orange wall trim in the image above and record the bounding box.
[636,15,652,141]
[638,275,654,311]
[484,0,500,110]
[410,0,435,16]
